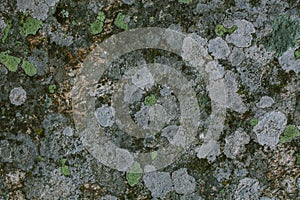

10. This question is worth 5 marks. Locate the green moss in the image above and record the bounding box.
[21,60,37,76]
[114,13,128,30]
[266,15,300,56]
[144,94,157,106]
[0,51,21,72]
[126,162,143,187]
[1,19,12,43]
[250,118,258,126]
[91,11,106,35]
[60,159,70,176]
[48,84,57,94]
[178,0,192,4]
[279,125,300,143]
[21,17,43,36]
[294,48,300,59]
[215,24,237,37]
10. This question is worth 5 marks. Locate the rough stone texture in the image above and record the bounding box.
[226,20,255,48]
[95,105,115,127]
[123,83,144,103]
[279,47,300,73]
[143,171,173,198]
[235,178,260,200]
[9,87,27,106]
[256,96,275,108]
[224,129,250,159]
[208,37,230,59]
[253,111,287,147]
[172,168,196,195]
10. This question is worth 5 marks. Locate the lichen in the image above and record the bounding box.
[126,162,143,187]
[215,24,237,37]
[266,15,300,56]
[90,11,105,35]
[114,13,128,30]
[20,17,43,36]
[21,60,37,76]
[1,19,12,43]
[0,51,21,72]
[294,48,300,59]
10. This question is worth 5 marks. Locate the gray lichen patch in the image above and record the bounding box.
[9,87,27,106]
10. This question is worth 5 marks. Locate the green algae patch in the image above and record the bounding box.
[266,15,300,56]
[126,162,143,187]
[21,60,37,76]
[0,51,21,72]
[114,13,128,30]
[279,125,300,143]
[21,17,43,36]
[91,11,106,35]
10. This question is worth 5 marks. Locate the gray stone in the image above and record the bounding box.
[224,129,250,159]
[208,37,230,59]
[278,47,300,74]
[100,195,119,200]
[9,87,27,106]
[131,66,154,90]
[235,178,260,200]
[225,71,248,113]
[122,0,134,5]
[63,126,74,137]
[180,193,203,200]
[229,47,244,66]
[253,111,287,147]
[95,105,115,127]
[123,83,144,103]
[245,44,274,65]
[256,96,274,108]
[172,168,196,195]
[226,20,255,47]
[196,140,221,162]
[143,171,173,198]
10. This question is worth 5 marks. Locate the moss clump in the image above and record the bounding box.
[250,118,258,126]
[21,17,43,36]
[178,0,192,4]
[90,11,105,35]
[60,159,70,176]
[215,24,237,37]
[126,162,143,187]
[0,51,21,72]
[48,84,57,94]
[114,13,128,30]
[1,19,12,43]
[144,94,157,106]
[279,125,300,143]
[21,60,37,76]
[266,15,300,56]
[294,48,300,59]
